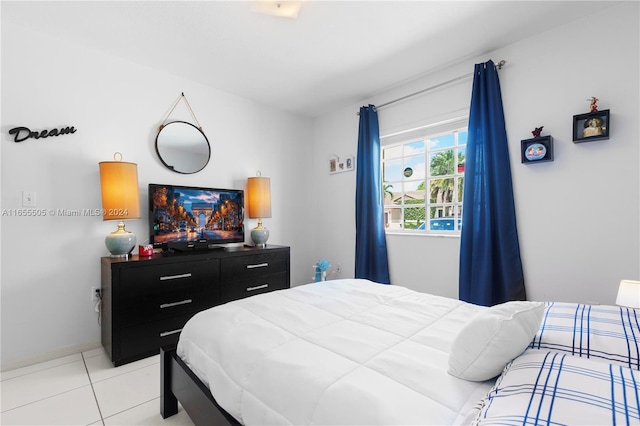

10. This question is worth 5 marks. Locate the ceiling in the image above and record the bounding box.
[3,1,617,118]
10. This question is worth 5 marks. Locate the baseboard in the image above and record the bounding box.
[1,341,102,372]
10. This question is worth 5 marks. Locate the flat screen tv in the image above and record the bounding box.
[149,183,244,251]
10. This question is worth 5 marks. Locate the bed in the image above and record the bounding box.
[161,279,640,425]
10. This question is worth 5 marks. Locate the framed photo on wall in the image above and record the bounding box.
[329,155,338,173]
[329,155,355,174]
[573,109,610,143]
[521,136,553,164]
[344,155,355,171]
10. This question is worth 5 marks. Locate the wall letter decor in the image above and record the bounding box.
[8,126,77,143]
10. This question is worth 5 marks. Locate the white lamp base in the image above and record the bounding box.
[105,221,136,257]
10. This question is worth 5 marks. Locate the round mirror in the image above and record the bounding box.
[155,121,211,174]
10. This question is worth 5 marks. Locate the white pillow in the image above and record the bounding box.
[448,301,544,381]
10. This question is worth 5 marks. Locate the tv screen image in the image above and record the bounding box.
[149,183,244,251]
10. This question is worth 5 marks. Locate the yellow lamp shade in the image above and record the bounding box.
[247,176,271,219]
[99,160,141,220]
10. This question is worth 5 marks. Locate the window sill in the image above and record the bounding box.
[385,230,460,238]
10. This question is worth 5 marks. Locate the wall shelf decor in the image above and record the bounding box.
[329,155,355,174]
[573,109,610,143]
[521,127,553,164]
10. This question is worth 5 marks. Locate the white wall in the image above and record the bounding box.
[2,2,638,371]
[0,21,314,370]
[312,2,640,302]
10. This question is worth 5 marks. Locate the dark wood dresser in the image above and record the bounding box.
[101,245,290,366]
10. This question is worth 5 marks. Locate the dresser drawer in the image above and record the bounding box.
[119,288,216,327]
[221,252,287,281]
[118,260,218,309]
[222,271,289,302]
[119,313,195,362]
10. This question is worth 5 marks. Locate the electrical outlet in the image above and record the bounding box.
[91,287,101,301]
[336,264,342,273]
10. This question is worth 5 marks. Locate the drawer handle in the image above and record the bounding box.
[159,273,192,281]
[160,299,193,309]
[247,284,268,292]
[160,328,183,338]
[246,263,269,269]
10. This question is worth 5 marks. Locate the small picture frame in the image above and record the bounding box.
[344,155,355,171]
[521,136,553,164]
[329,155,338,173]
[329,154,355,174]
[573,109,609,143]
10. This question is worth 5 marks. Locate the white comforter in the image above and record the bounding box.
[177,279,495,425]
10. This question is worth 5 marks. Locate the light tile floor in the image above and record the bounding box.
[0,348,194,425]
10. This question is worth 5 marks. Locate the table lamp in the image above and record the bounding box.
[615,280,640,309]
[99,153,141,257]
[247,171,271,247]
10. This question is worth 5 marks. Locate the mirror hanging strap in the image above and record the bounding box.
[159,92,203,131]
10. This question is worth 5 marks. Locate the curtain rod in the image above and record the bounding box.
[357,59,506,115]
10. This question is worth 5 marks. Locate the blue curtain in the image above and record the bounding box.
[355,105,390,284]
[459,60,526,306]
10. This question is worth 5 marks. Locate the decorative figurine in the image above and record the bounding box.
[531,126,544,138]
[588,97,599,112]
[313,259,331,282]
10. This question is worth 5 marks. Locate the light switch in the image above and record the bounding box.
[22,191,37,207]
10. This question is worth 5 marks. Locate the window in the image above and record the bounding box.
[382,120,467,234]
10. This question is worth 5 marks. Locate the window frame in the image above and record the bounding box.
[381,117,468,236]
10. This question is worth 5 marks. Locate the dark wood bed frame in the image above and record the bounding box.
[161,346,241,425]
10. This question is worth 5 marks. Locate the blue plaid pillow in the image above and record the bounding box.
[530,302,639,370]
[473,350,640,425]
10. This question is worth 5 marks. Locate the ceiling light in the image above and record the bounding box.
[250,1,302,19]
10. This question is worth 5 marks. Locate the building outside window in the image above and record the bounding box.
[382,119,467,234]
